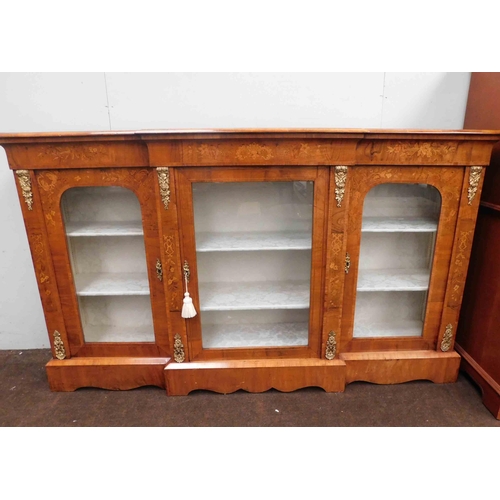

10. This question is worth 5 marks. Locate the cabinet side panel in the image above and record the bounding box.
[456,206,500,383]
[437,166,485,352]
[12,169,71,359]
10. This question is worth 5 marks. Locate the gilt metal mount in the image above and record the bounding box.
[16,170,34,210]
[345,253,351,274]
[156,258,163,281]
[157,167,171,210]
[467,166,482,205]
[183,260,190,283]
[441,324,453,352]
[173,333,185,363]
[325,331,337,360]
[53,330,66,360]
[334,166,348,208]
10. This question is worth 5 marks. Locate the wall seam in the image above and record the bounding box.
[103,73,112,130]
[380,72,387,127]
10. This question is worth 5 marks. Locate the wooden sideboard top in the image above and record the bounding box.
[2,129,499,170]
[0,128,500,144]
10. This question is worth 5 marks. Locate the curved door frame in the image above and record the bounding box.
[340,165,464,353]
[36,168,170,357]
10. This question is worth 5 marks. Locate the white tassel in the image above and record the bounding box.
[182,292,197,318]
[181,273,197,318]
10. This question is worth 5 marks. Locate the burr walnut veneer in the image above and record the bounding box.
[1,129,498,395]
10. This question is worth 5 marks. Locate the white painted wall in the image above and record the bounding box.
[0,72,471,349]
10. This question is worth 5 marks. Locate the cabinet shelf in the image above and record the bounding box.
[357,269,430,292]
[66,221,144,237]
[362,217,438,233]
[202,322,309,348]
[198,280,310,311]
[195,231,311,252]
[74,273,150,296]
[83,325,155,343]
[354,320,423,338]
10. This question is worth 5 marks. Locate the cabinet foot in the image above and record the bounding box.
[455,344,500,419]
[164,358,346,396]
[44,351,465,395]
[46,357,170,391]
[341,350,461,385]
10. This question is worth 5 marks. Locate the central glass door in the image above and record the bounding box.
[193,181,313,348]
[177,167,328,360]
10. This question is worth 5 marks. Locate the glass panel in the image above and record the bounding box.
[192,181,313,348]
[61,187,155,343]
[353,183,441,338]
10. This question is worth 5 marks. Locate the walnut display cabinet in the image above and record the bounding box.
[1,129,499,395]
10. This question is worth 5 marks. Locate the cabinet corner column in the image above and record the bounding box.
[13,168,71,359]
[322,165,350,359]
[154,165,189,361]
[437,165,485,352]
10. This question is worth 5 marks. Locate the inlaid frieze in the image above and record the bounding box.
[356,140,464,165]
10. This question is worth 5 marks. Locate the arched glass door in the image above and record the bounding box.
[353,183,441,338]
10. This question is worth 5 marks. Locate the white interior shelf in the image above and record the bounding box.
[62,187,156,344]
[357,269,430,292]
[192,181,313,348]
[362,217,438,233]
[198,280,310,311]
[83,324,155,343]
[353,320,424,338]
[66,221,144,237]
[202,322,309,348]
[195,231,312,252]
[74,273,150,296]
